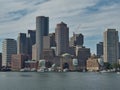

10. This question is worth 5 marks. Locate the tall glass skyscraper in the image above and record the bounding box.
[17,33,27,54]
[96,42,103,57]
[2,39,17,67]
[104,29,119,64]
[27,30,36,57]
[36,16,49,60]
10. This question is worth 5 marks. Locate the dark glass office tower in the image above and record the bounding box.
[70,33,84,47]
[96,42,103,57]
[27,30,36,57]
[36,16,49,60]
[17,33,27,54]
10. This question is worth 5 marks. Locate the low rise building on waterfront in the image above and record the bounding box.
[86,55,100,71]
[25,60,38,70]
[60,53,74,71]
[11,54,28,71]
[42,49,55,62]
[76,46,91,70]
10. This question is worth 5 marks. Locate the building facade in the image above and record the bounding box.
[96,42,103,57]
[103,29,119,64]
[119,42,120,59]
[86,56,100,71]
[32,44,37,60]
[2,39,17,67]
[27,30,36,57]
[43,36,51,49]
[11,54,28,71]
[60,53,73,71]
[70,33,84,47]
[49,33,56,47]
[42,49,55,63]
[17,33,27,54]
[36,16,49,60]
[55,22,69,56]
[76,46,91,70]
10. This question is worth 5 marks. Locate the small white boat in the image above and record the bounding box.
[63,68,69,72]
[117,72,120,74]
[100,70,108,73]
[20,69,25,72]
[37,68,45,72]
[31,68,36,72]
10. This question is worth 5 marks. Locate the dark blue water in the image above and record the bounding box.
[0,72,120,90]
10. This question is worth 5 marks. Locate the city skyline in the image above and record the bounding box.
[0,0,120,53]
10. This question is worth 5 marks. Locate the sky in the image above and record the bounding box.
[0,0,120,54]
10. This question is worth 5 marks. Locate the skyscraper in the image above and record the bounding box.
[2,39,17,67]
[96,42,103,57]
[104,29,119,64]
[28,30,36,45]
[70,33,84,47]
[49,33,56,47]
[27,30,36,57]
[55,22,69,56]
[17,33,27,54]
[119,42,120,59]
[36,16,49,60]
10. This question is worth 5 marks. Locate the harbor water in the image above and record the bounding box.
[0,72,120,90]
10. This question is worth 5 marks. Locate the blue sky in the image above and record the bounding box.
[0,0,120,54]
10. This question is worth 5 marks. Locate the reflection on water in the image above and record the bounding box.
[0,72,120,90]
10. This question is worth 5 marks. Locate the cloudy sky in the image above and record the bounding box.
[0,0,120,53]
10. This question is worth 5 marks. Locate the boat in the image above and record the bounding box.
[20,69,25,72]
[117,72,120,74]
[31,68,36,72]
[37,68,45,72]
[63,68,69,72]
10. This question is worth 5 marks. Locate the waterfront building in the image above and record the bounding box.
[2,39,17,67]
[25,60,38,70]
[103,29,119,64]
[55,22,69,56]
[36,16,49,60]
[96,42,103,57]
[11,54,28,71]
[86,55,100,71]
[76,46,91,70]
[70,33,84,47]
[42,49,55,63]
[60,53,74,71]
[17,33,27,54]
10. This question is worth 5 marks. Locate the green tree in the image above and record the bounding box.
[104,62,112,70]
